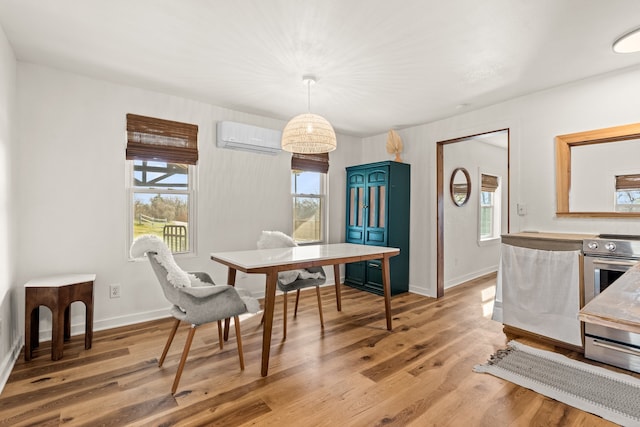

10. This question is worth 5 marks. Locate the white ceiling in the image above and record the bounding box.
[1,0,640,137]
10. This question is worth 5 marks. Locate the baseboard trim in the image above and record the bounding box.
[445,266,497,289]
[34,307,173,342]
[39,280,345,339]
[93,308,173,333]
[0,334,23,393]
[408,284,431,297]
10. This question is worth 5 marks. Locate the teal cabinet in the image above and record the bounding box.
[344,161,410,295]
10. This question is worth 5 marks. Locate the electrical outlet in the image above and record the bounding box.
[109,284,121,298]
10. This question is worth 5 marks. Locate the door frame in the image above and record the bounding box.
[436,129,510,297]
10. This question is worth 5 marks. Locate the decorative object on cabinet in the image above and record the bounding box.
[450,167,471,206]
[344,161,410,295]
[386,130,403,162]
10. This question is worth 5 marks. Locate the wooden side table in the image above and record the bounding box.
[24,274,96,361]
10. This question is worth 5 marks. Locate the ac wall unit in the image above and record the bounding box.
[216,121,282,155]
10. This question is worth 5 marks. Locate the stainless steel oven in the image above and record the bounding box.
[583,235,640,373]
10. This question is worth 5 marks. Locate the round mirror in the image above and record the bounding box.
[450,167,471,206]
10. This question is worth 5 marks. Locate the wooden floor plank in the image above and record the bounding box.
[1,274,635,426]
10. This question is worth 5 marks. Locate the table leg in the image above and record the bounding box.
[381,255,393,331]
[52,299,65,361]
[31,306,39,349]
[25,303,38,361]
[85,283,94,350]
[261,269,278,376]
[64,305,71,342]
[332,264,342,311]
[224,268,237,341]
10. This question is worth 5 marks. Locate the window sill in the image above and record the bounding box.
[478,237,500,247]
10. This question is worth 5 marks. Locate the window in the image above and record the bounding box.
[479,191,495,238]
[291,152,329,244]
[615,174,640,212]
[479,173,500,242]
[131,161,194,253]
[126,114,198,254]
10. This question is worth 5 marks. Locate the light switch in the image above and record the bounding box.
[517,204,527,216]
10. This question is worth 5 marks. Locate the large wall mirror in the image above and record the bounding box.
[556,122,640,217]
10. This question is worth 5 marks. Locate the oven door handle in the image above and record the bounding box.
[591,259,639,268]
[592,339,640,357]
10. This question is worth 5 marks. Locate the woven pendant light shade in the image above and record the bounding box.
[281,113,337,153]
[282,75,337,154]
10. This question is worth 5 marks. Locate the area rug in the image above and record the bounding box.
[474,340,640,426]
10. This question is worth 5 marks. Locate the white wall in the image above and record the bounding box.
[363,64,640,297]
[14,63,357,338]
[444,139,508,288]
[0,24,18,390]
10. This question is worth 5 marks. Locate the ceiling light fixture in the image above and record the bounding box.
[281,75,336,154]
[613,27,640,53]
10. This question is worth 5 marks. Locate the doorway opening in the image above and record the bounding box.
[436,129,510,297]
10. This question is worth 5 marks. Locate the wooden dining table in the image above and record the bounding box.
[210,243,400,376]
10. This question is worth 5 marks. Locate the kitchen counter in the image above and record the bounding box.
[501,231,597,251]
[579,262,640,334]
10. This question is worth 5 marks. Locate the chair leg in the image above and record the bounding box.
[282,292,288,340]
[159,318,181,367]
[315,286,324,328]
[233,316,245,370]
[217,320,223,350]
[172,325,197,394]
[294,289,301,317]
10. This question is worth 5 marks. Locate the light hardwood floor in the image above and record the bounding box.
[0,274,632,426]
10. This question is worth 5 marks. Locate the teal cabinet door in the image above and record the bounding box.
[363,167,388,246]
[344,161,410,296]
[345,169,366,244]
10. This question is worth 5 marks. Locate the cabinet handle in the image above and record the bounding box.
[368,263,380,268]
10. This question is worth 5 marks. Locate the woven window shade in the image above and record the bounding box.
[126,114,198,164]
[481,174,499,192]
[291,152,329,173]
[452,183,468,193]
[615,174,640,190]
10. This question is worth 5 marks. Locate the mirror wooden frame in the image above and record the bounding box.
[450,167,471,206]
[556,122,640,217]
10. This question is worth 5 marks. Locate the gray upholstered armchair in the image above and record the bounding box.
[256,231,329,339]
[276,265,327,339]
[146,252,259,393]
[131,235,259,394]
